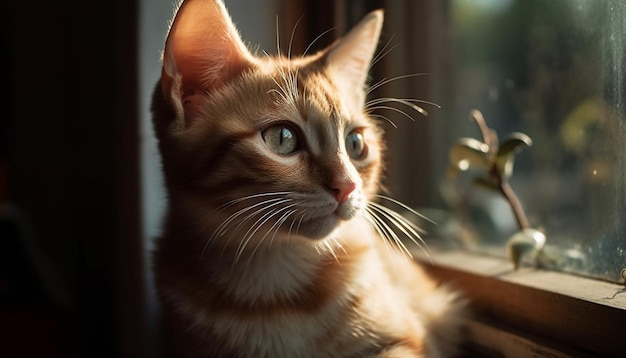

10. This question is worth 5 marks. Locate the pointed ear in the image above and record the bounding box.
[161,0,254,101]
[326,10,383,101]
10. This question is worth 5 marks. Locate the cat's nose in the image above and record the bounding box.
[326,180,356,204]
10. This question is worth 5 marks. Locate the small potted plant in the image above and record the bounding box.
[448,109,545,269]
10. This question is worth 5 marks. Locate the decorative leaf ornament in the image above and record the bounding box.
[448,110,544,269]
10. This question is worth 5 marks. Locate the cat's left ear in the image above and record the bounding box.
[326,10,383,101]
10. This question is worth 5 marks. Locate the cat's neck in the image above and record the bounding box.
[195,216,376,304]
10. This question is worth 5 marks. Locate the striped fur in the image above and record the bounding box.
[151,1,466,357]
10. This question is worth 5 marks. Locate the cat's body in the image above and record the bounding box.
[151,0,466,357]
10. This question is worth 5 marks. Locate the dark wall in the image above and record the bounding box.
[3,0,144,357]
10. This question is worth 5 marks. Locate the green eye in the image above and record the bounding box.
[262,125,298,155]
[346,130,367,159]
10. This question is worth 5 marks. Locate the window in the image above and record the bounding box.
[376,0,625,283]
[368,0,626,355]
[442,0,625,283]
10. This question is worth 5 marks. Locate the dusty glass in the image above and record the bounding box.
[429,0,625,283]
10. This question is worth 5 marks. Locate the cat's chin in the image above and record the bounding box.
[297,210,363,241]
[295,215,341,240]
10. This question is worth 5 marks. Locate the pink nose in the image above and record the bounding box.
[327,181,356,204]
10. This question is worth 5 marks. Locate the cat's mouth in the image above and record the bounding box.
[295,194,365,239]
[335,193,365,220]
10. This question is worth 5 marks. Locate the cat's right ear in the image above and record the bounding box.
[161,0,254,124]
[326,10,383,107]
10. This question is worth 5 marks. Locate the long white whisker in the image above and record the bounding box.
[369,203,431,261]
[366,97,440,117]
[295,214,305,234]
[206,199,281,252]
[367,97,441,109]
[275,15,282,57]
[367,113,398,128]
[366,73,429,95]
[202,197,290,257]
[245,204,297,264]
[366,206,413,259]
[366,105,417,122]
[218,191,291,210]
[321,238,339,263]
[302,28,336,57]
[366,99,426,117]
[263,51,299,111]
[370,202,425,236]
[286,209,299,242]
[234,201,292,263]
[363,207,397,258]
[287,15,305,61]
[269,209,298,249]
[262,50,291,101]
[369,36,398,68]
[375,195,436,224]
[219,198,290,238]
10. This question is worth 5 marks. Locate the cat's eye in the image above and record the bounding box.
[345,130,367,160]
[262,125,298,155]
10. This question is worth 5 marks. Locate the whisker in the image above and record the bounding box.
[202,197,290,257]
[370,202,425,236]
[367,97,441,109]
[262,50,299,111]
[366,97,441,117]
[363,207,397,258]
[295,214,305,234]
[286,210,300,242]
[287,15,305,61]
[366,206,413,259]
[218,191,291,210]
[245,204,297,264]
[231,199,291,236]
[269,209,298,249]
[217,198,290,238]
[275,15,282,57]
[366,73,429,95]
[267,87,292,106]
[366,100,426,117]
[375,195,436,224]
[302,28,336,57]
[234,204,294,263]
[321,238,339,263]
[369,35,398,69]
[367,113,398,128]
[366,105,417,122]
[369,202,431,261]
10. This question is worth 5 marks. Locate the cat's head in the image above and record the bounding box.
[152,0,386,243]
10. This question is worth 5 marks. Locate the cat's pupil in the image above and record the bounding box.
[262,125,298,155]
[346,131,366,159]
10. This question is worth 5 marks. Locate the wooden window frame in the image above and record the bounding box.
[417,250,626,357]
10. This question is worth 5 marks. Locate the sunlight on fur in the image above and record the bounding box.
[151,0,467,357]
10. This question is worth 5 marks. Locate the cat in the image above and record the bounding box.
[151,0,467,357]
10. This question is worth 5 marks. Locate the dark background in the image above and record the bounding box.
[3,0,144,356]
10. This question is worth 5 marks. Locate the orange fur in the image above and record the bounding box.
[151,1,467,357]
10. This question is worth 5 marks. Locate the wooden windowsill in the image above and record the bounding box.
[415,249,626,357]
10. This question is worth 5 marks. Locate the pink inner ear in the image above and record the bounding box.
[161,0,253,106]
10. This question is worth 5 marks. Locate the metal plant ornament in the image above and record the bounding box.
[448,109,545,269]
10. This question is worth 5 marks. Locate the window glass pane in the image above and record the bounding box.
[434,0,625,282]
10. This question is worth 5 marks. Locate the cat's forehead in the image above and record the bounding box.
[260,61,358,125]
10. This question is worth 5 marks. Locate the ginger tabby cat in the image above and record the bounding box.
[151,0,467,357]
